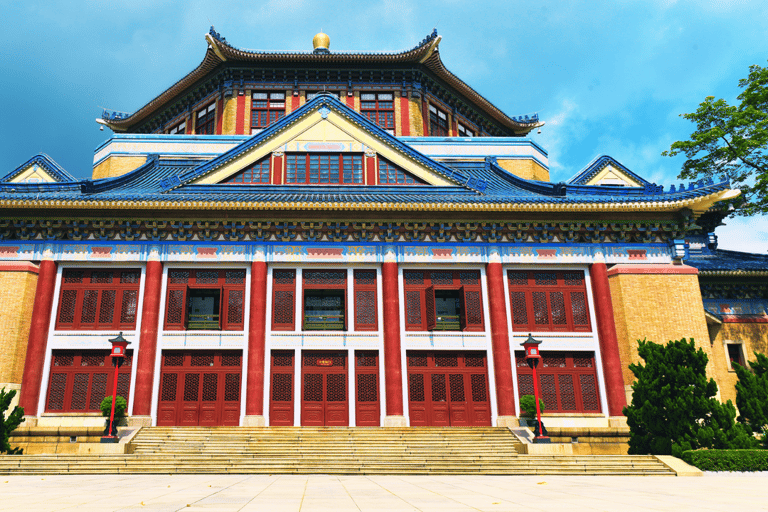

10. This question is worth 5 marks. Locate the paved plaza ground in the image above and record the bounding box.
[1,473,766,511]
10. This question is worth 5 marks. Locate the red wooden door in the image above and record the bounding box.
[355,351,380,426]
[301,351,348,426]
[407,351,491,427]
[269,350,295,426]
[157,351,242,426]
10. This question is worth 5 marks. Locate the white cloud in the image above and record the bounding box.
[715,215,768,254]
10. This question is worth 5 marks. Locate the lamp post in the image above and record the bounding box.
[521,333,550,443]
[101,332,130,443]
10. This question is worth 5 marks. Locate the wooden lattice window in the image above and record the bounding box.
[360,92,395,132]
[251,92,285,133]
[353,269,377,331]
[45,349,132,413]
[515,351,601,413]
[56,269,141,330]
[429,104,448,136]
[403,270,484,331]
[164,269,246,331]
[271,269,296,331]
[457,122,474,137]
[507,270,591,332]
[196,102,216,135]
[223,157,271,184]
[302,270,347,331]
[167,120,186,135]
[377,157,423,185]
[285,154,363,185]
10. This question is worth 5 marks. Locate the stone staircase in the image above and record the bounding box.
[0,427,676,475]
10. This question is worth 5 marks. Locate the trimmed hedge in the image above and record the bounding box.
[682,450,768,471]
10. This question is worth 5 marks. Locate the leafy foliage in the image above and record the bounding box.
[100,395,127,419]
[663,62,768,216]
[682,450,768,471]
[518,394,545,418]
[623,338,757,458]
[1,387,24,455]
[733,352,768,433]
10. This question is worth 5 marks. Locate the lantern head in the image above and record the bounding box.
[108,332,130,359]
[521,333,543,363]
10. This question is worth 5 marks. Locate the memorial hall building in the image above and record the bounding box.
[1,29,766,431]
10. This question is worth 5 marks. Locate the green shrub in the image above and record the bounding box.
[682,450,768,471]
[100,395,127,419]
[734,352,768,433]
[518,395,545,418]
[1,387,24,455]
[623,338,757,457]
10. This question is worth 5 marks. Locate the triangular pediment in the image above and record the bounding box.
[1,154,76,184]
[188,98,462,188]
[567,155,650,188]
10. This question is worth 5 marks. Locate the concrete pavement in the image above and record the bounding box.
[1,473,766,511]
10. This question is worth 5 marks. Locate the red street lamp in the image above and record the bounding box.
[521,333,550,443]
[101,332,130,443]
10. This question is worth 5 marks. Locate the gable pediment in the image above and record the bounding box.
[190,101,457,187]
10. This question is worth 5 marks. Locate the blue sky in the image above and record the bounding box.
[2,0,767,251]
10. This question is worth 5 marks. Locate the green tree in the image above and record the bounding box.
[663,62,768,216]
[733,352,768,434]
[1,387,24,455]
[623,338,756,458]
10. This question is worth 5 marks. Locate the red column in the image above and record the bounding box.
[589,262,627,416]
[216,97,225,134]
[235,93,245,134]
[486,262,516,417]
[19,259,57,415]
[399,94,410,136]
[382,260,403,417]
[132,260,163,416]
[246,261,268,416]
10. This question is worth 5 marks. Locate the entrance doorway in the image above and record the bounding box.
[301,350,348,426]
[407,351,491,426]
[157,350,242,426]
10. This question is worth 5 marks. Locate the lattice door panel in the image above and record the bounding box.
[157,350,242,426]
[355,350,379,426]
[406,350,491,427]
[300,351,348,426]
[269,350,294,426]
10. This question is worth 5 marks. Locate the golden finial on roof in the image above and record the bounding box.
[313,32,330,54]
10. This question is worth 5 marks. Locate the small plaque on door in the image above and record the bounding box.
[317,358,333,367]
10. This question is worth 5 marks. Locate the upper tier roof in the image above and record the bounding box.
[99,28,543,136]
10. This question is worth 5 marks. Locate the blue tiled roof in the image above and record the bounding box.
[686,249,768,273]
[0,98,734,208]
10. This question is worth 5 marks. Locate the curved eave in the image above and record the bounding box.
[697,270,768,277]
[0,189,737,213]
[102,31,540,135]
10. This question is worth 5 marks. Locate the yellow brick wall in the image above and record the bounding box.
[707,322,768,405]
[394,91,402,137]
[0,265,39,392]
[92,156,147,180]
[409,96,424,137]
[608,267,716,403]
[221,95,238,135]
[496,158,551,182]
[243,90,251,133]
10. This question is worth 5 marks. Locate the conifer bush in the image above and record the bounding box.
[1,387,24,455]
[733,352,768,434]
[623,338,757,458]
